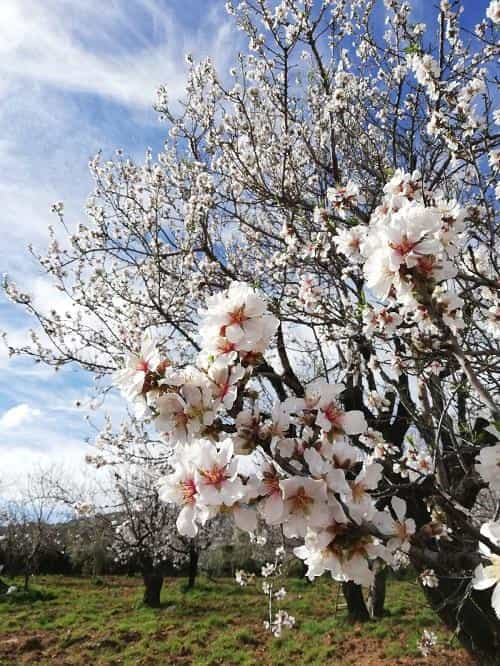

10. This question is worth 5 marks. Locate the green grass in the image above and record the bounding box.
[0,575,470,665]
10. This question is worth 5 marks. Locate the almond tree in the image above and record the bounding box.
[0,469,70,590]
[3,0,499,661]
[86,420,230,605]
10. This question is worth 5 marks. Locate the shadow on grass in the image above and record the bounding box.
[0,587,56,605]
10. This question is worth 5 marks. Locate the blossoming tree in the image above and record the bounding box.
[4,0,499,660]
[84,420,231,605]
[0,469,71,590]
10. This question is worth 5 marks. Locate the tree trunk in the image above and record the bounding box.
[421,574,500,665]
[142,570,163,608]
[411,542,500,665]
[342,581,370,622]
[187,545,199,590]
[367,561,387,619]
[299,559,308,579]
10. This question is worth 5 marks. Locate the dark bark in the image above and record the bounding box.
[421,577,500,666]
[187,545,199,590]
[142,570,163,607]
[299,559,308,579]
[411,540,500,665]
[368,562,387,619]
[342,581,370,622]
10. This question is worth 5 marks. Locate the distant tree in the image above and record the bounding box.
[0,468,70,589]
[86,420,230,605]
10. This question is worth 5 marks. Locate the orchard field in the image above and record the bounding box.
[0,576,472,665]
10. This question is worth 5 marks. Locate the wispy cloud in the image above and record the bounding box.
[0,403,41,429]
[0,0,241,480]
[0,0,234,109]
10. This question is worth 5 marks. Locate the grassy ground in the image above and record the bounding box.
[0,575,472,665]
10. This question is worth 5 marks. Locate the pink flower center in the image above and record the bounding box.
[379,310,395,325]
[332,455,352,470]
[419,458,431,472]
[290,487,312,512]
[218,339,236,354]
[264,475,281,496]
[416,255,436,276]
[396,521,409,540]
[202,466,228,488]
[323,404,342,428]
[136,359,149,373]
[174,411,189,428]
[182,478,197,504]
[390,236,417,257]
[228,306,247,326]
[351,482,366,503]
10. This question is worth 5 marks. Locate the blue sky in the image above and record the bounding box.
[0,0,493,488]
[0,0,238,488]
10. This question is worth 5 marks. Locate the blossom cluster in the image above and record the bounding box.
[236,545,294,637]
[417,630,438,657]
[329,169,478,344]
[115,281,420,588]
[361,170,466,333]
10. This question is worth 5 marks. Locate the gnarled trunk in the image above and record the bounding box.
[342,581,370,622]
[187,544,199,590]
[142,570,163,608]
[418,566,500,665]
[367,561,387,619]
[411,539,500,665]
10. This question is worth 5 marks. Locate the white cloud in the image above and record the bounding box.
[0,389,126,497]
[0,0,234,109]
[0,403,41,429]
[0,0,240,481]
[0,439,97,501]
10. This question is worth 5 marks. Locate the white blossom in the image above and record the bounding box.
[475,442,500,495]
[472,522,500,619]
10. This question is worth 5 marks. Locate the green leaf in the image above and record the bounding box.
[404,44,419,56]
